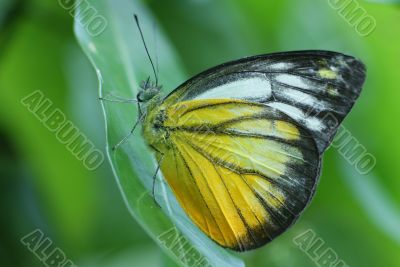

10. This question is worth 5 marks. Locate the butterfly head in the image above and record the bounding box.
[137,77,162,103]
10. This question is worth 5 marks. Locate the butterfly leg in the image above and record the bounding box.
[99,97,138,103]
[101,93,145,151]
[112,112,146,151]
[137,101,143,117]
[151,153,164,207]
[99,93,138,103]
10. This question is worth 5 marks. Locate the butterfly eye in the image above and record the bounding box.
[136,91,144,102]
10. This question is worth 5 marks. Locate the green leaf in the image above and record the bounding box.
[341,160,400,244]
[74,1,243,266]
[0,15,96,253]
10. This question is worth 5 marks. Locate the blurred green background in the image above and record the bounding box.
[1,0,399,266]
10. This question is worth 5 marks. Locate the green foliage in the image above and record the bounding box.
[0,0,399,266]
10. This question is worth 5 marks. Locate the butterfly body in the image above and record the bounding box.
[136,51,366,251]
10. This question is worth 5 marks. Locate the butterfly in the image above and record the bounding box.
[105,16,366,252]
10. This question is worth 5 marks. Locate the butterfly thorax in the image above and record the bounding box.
[142,104,172,152]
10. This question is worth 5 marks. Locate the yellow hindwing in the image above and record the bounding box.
[149,99,319,251]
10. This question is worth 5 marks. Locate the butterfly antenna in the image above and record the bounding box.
[134,14,159,86]
[153,21,159,81]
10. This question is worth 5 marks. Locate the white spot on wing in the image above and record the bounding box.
[266,102,324,131]
[306,117,324,132]
[194,77,271,100]
[269,62,293,70]
[282,89,318,106]
[275,74,309,90]
[267,102,304,121]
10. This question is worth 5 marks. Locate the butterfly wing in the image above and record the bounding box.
[150,51,365,251]
[163,50,366,153]
[158,99,320,251]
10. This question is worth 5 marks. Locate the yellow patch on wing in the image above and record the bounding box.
[274,121,301,140]
[161,141,255,250]
[318,68,337,79]
[327,85,339,96]
[222,119,300,141]
[245,175,287,210]
[179,131,297,179]
[164,99,265,127]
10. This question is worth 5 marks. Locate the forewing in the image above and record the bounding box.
[162,51,366,153]
[160,99,320,251]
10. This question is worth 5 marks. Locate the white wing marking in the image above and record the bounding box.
[275,74,310,90]
[268,62,294,71]
[193,77,272,101]
[266,102,324,132]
